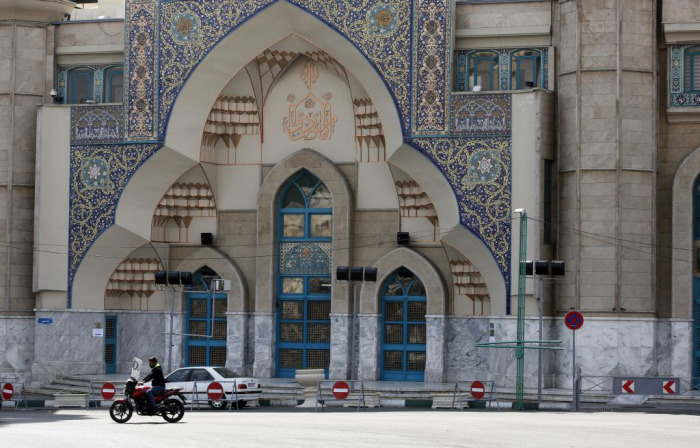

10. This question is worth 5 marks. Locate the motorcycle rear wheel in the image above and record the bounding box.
[161,398,185,423]
[109,401,133,423]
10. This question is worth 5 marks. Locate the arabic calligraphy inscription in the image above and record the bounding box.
[283,59,338,141]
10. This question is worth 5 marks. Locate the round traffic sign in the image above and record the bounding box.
[565,311,584,331]
[101,382,116,400]
[332,381,350,400]
[470,380,485,400]
[207,381,224,401]
[2,383,14,400]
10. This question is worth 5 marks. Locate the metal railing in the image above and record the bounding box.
[452,381,501,411]
[315,380,366,412]
[186,380,242,412]
[1,381,27,409]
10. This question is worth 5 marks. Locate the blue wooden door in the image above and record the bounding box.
[380,269,427,381]
[185,292,227,366]
[105,316,117,374]
[276,170,332,378]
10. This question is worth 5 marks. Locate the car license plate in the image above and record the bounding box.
[248,382,256,388]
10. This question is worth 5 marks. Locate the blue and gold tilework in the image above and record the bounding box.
[68,143,161,307]
[412,0,450,135]
[71,105,123,144]
[68,1,513,304]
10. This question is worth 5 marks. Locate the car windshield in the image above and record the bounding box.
[213,367,240,378]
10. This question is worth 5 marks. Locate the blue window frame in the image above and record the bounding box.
[104,66,124,103]
[684,47,700,93]
[380,268,427,381]
[185,269,227,367]
[105,315,118,374]
[276,170,332,378]
[513,51,541,89]
[67,68,94,104]
[472,55,497,91]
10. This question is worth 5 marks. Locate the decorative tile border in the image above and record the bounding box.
[451,94,511,137]
[406,136,512,309]
[71,105,123,144]
[125,0,159,140]
[68,143,161,307]
[412,0,451,135]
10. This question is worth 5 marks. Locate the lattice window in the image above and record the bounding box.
[189,346,206,365]
[105,345,115,364]
[407,352,426,371]
[210,346,226,366]
[279,349,303,369]
[306,349,330,369]
[384,351,403,371]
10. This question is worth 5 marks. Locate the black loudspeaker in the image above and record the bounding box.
[397,232,410,246]
[180,271,193,285]
[336,266,349,281]
[155,270,167,285]
[349,267,364,282]
[167,271,181,285]
[201,232,213,246]
[364,267,378,282]
[535,260,550,276]
[551,260,566,276]
[524,261,533,276]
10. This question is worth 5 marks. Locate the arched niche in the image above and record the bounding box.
[172,246,247,313]
[255,148,352,314]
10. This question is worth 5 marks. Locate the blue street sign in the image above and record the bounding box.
[37,318,53,325]
[564,311,583,331]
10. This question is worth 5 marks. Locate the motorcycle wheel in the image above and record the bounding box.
[161,398,185,423]
[109,401,133,423]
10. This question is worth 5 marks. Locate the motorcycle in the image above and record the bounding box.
[109,376,187,423]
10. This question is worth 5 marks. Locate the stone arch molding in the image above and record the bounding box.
[672,146,700,318]
[359,247,447,315]
[172,247,248,313]
[255,148,352,314]
[73,3,403,308]
[357,247,448,382]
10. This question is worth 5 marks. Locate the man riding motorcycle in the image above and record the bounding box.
[139,356,165,414]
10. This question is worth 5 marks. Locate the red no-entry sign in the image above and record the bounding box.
[470,381,485,400]
[101,382,116,400]
[332,381,350,400]
[565,311,584,331]
[207,381,224,401]
[2,383,14,400]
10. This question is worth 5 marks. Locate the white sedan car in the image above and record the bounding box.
[162,366,262,410]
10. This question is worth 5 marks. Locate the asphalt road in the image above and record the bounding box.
[1,407,700,448]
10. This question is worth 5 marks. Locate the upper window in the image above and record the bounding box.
[455,48,549,92]
[280,170,332,240]
[67,68,94,104]
[104,66,124,103]
[512,50,542,90]
[684,46,700,93]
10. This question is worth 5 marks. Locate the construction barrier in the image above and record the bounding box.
[315,380,366,412]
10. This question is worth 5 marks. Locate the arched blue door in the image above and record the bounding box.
[276,170,332,378]
[185,268,227,366]
[380,268,427,381]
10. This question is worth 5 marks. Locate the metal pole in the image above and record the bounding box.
[349,283,358,381]
[168,287,174,373]
[572,328,576,411]
[537,276,543,407]
[515,211,527,411]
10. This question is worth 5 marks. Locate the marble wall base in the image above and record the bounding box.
[252,313,275,378]
[358,314,380,380]
[227,312,247,375]
[329,314,350,380]
[0,316,34,385]
[425,316,446,382]
[116,311,167,375]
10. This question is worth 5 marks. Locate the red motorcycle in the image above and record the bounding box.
[109,376,186,423]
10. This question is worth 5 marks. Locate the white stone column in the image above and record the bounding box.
[357,314,380,380]
[425,315,446,382]
[252,312,275,378]
[329,313,350,380]
[226,312,247,375]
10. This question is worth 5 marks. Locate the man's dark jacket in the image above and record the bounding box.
[143,364,165,387]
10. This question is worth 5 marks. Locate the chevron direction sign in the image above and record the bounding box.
[613,377,680,395]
